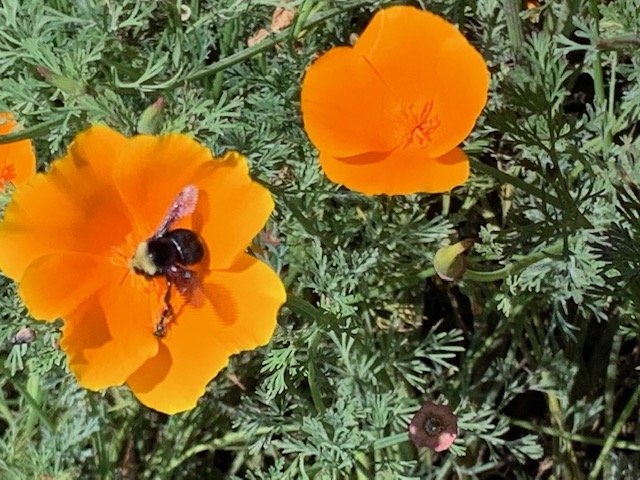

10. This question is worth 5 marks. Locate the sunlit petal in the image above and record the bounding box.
[197,152,275,270]
[128,255,285,414]
[319,145,469,195]
[19,253,120,321]
[301,47,407,157]
[0,126,130,280]
[0,113,36,190]
[113,133,215,240]
[61,273,160,391]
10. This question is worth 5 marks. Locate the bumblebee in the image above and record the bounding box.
[130,185,205,337]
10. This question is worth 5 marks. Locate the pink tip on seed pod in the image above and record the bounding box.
[408,400,458,452]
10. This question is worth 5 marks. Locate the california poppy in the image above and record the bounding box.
[301,6,489,195]
[0,113,36,191]
[0,126,286,414]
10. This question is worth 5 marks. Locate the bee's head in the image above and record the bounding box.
[130,241,160,276]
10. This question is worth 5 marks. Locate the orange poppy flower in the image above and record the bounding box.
[300,6,490,195]
[0,113,36,191]
[0,126,286,414]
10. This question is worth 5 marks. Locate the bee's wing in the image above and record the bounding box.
[155,184,199,237]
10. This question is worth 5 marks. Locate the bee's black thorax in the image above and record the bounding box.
[147,228,204,273]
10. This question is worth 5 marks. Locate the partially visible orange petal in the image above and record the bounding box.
[19,253,119,321]
[428,36,490,158]
[206,254,286,348]
[0,126,130,281]
[68,125,128,184]
[0,113,16,135]
[354,7,458,107]
[113,133,215,240]
[319,145,469,195]
[127,254,285,414]
[197,152,275,270]
[0,113,36,189]
[61,273,160,391]
[301,47,407,158]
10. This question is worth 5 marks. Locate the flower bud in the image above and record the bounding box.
[36,66,86,96]
[137,97,164,135]
[433,239,474,281]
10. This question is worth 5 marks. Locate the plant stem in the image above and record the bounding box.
[162,0,372,91]
[587,0,612,153]
[504,416,640,452]
[587,0,606,107]
[463,240,564,282]
[588,383,640,479]
[470,158,593,228]
[469,158,563,210]
[501,0,525,54]
[0,115,68,145]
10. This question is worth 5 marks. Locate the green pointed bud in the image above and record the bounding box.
[137,97,164,135]
[36,66,86,96]
[433,239,474,281]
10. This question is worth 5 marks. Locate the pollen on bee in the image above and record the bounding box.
[130,241,159,276]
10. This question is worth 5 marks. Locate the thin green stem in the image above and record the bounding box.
[588,383,640,479]
[596,35,640,50]
[469,158,563,210]
[87,395,111,479]
[505,416,640,452]
[604,329,622,432]
[0,115,68,145]
[161,1,372,92]
[587,0,606,107]
[501,0,525,53]
[602,326,622,478]
[286,293,337,327]
[307,331,327,415]
[608,52,617,121]
[0,364,54,432]
[470,158,593,228]
[371,432,408,450]
[463,240,563,282]
[587,0,613,154]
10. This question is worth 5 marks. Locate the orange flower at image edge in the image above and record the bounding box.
[0,126,286,414]
[301,6,490,195]
[0,113,36,191]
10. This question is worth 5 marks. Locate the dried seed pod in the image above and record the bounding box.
[11,327,36,345]
[408,401,458,452]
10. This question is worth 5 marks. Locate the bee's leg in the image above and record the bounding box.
[155,280,174,337]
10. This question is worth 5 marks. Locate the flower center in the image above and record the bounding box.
[405,101,440,149]
[424,417,443,436]
[0,160,16,188]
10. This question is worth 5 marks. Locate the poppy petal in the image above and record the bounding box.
[301,46,407,158]
[113,133,216,240]
[428,35,490,157]
[0,126,130,280]
[127,254,285,414]
[319,145,469,195]
[19,253,119,321]
[197,152,275,270]
[206,254,286,348]
[0,113,35,189]
[354,6,488,157]
[354,7,458,107]
[61,273,160,390]
[0,113,16,135]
